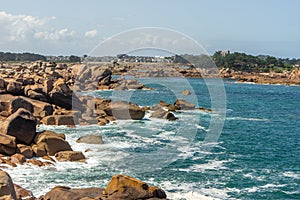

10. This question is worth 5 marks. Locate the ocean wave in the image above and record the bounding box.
[226,116,269,122]
[160,181,230,200]
[282,171,300,179]
[167,191,221,200]
[178,159,231,172]
[245,183,288,193]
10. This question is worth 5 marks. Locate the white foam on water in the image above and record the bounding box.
[243,173,265,181]
[282,171,300,179]
[226,116,269,122]
[282,190,300,195]
[167,191,220,200]
[159,181,229,200]
[179,159,230,172]
[199,188,231,199]
[245,183,288,193]
[261,183,287,189]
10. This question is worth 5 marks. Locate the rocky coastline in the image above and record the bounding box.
[219,67,300,85]
[0,61,215,200]
[1,60,297,199]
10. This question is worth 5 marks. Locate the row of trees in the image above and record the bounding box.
[0,52,46,62]
[0,52,82,63]
[212,51,300,73]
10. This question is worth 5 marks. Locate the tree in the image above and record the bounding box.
[69,55,81,62]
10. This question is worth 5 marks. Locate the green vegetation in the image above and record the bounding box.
[212,51,300,72]
[68,55,81,62]
[0,52,46,62]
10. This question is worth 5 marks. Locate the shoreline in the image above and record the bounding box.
[0,61,298,199]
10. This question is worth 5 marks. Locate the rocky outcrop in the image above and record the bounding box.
[34,130,72,156]
[38,174,166,200]
[20,97,54,118]
[150,108,178,121]
[49,79,73,110]
[55,151,86,162]
[0,78,6,94]
[289,68,300,81]
[104,101,145,120]
[6,81,22,95]
[1,171,167,200]
[10,153,26,165]
[14,184,36,200]
[0,94,33,115]
[76,135,104,144]
[1,108,36,145]
[0,95,53,120]
[41,115,76,126]
[16,144,33,158]
[0,170,17,200]
[104,174,167,200]
[182,89,191,95]
[174,99,195,110]
[0,134,16,156]
[40,186,104,200]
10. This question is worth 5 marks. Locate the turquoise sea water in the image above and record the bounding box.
[5,78,300,199]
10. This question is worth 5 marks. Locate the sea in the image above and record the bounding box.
[5,78,300,200]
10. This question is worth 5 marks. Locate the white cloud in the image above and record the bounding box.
[0,11,99,55]
[34,28,76,40]
[0,11,55,41]
[85,30,97,38]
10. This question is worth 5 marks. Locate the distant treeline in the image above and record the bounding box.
[0,52,46,62]
[1,50,299,73]
[211,51,300,73]
[0,52,82,63]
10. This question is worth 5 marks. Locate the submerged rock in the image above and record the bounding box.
[182,89,191,95]
[76,135,104,144]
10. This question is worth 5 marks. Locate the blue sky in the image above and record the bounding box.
[0,0,299,58]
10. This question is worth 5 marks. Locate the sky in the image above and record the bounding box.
[0,0,299,58]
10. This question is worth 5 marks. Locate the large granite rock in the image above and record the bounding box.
[49,79,73,110]
[14,184,36,200]
[21,96,54,118]
[150,108,178,121]
[6,81,22,95]
[174,99,195,110]
[10,153,26,165]
[104,101,145,120]
[40,186,104,200]
[55,151,86,162]
[0,170,17,200]
[0,94,33,115]
[16,144,33,158]
[0,108,36,145]
[34,130,72,156]
[41,115,76,126]
[104,174,167,200]
[0,134,16,156]
[0,78,6,93]
[76,135,103,144]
